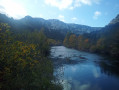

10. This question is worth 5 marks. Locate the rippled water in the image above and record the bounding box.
[50,46,119,90]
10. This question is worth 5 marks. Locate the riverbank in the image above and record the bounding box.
[50,46,119,90]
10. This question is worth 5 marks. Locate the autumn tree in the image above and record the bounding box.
[0,23,61,90]
[69,34,77,48]
[96,38,105,52]
[77,35,84,50]
[63,32,71,47]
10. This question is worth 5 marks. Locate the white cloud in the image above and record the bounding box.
[45,0,101,10]
[74,0,82,7]
[39,14,44,18]
[69,6,74,10]
[34,0,38,4]
[79,83,90,90]
[58,14,65,21]
[72,17,78,21]
[59,15,64,18]
[45,0,73,10]
[78,0,92,5]
[93,11,101,19]
[93,68,100,78]
[0,0,27,19]
[75,0,100,6]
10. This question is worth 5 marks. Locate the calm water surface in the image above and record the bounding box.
[50,46,119,90]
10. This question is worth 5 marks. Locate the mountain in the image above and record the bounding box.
[92,14,119,57]
[63,14,119,57]
[0,13,101,41]
[20,16,101,34]
[109,14,119,25]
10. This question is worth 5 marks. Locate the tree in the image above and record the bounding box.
[77,35,84,50]
[63,32,71,47]
[0,23,62,89]
[69,34,77,48]
[96,38,105,52]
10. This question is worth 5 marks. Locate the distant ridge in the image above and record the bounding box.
[109,14,119,25]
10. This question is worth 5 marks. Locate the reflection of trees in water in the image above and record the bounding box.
[54,64,65,86]
[99,60,119,77]
[54,65,73,90]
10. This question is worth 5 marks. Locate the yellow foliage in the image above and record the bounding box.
[30,44,36,50]
[33,60,39,64]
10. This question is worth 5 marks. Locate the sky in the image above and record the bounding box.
[0,0,119,27]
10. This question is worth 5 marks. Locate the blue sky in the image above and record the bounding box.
[0,0,119,27]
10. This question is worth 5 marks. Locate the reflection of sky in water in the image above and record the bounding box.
[51,46,119,90]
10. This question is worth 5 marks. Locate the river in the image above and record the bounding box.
[50,46,119,90]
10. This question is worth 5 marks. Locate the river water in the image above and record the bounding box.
[50,46,119,90]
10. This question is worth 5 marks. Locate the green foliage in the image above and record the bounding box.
[63,32,71,47]
[77,35,83,50]
[63,33,90,50]
[96,38,106,52]
[14,29,50,56]
[89,45,97,52]
[48,39,61,46]
[69,34,77,48]
[0,23,62,90]
[63,25,119,58]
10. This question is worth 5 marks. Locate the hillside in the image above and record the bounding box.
[0,13,101,41]
[63,14,119,57]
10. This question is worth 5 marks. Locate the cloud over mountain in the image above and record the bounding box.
[45,0,101,10]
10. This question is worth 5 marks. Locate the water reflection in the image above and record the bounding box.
[93,68,100,78]
[51,46,119,90]
[98,59,119,78]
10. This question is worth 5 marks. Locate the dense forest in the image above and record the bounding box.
[63,21,119,58]
[0,23,61,89]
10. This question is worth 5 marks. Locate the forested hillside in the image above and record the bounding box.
[63,14,119,58]
[0,13,101,41]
